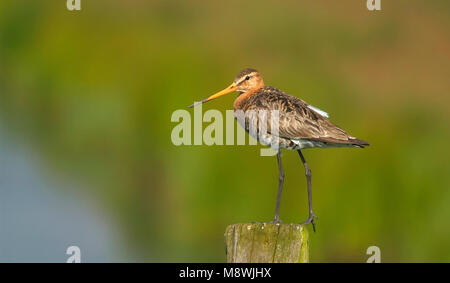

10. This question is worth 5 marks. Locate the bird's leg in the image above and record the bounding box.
[270,151,284,224]
[297,149,318,232]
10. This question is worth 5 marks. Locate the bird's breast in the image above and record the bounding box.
[233,88,262,110]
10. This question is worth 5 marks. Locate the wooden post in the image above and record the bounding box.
[224,223,309,263]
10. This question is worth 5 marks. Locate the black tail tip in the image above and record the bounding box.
[352,138,370,148]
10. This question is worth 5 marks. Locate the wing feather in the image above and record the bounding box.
[240,87,358,144]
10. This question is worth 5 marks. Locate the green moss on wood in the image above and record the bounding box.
[224,223,309,263]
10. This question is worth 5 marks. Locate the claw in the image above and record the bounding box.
[301,214,318,232]
[269,217,283,224]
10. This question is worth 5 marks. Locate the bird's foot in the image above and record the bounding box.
[300,213,318,232]
[269,216,283,224]
[251,218,283,225]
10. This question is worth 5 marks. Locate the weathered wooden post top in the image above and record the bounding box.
[225,223,309,263]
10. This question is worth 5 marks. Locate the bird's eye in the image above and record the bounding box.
[245,76,250,81]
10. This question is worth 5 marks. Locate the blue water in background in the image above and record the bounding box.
[0,127,125,262]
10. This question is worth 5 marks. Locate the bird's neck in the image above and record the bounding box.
[234,87,263,110]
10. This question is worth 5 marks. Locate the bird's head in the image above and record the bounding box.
[189,68,264,108]
[233,68,265,94]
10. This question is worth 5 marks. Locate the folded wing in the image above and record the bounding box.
[241,87,369,147]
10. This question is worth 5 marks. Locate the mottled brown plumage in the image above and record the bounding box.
[237,85,369,149]
[227,69,369,150]
[189,68,369,231]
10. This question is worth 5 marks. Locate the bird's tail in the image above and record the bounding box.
[350,138,370,148]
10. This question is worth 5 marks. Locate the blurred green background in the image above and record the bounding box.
[0,0,449,262]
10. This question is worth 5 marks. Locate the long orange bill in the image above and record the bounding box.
[188,82,237,108]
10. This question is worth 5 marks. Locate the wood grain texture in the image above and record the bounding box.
[224,223,309,263]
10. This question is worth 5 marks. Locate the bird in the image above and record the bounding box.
[189,68,369,231]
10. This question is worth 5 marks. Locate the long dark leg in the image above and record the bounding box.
[272,151,284,223]
[297,149,318,231]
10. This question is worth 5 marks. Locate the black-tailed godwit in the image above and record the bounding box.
[189,68,369,231]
